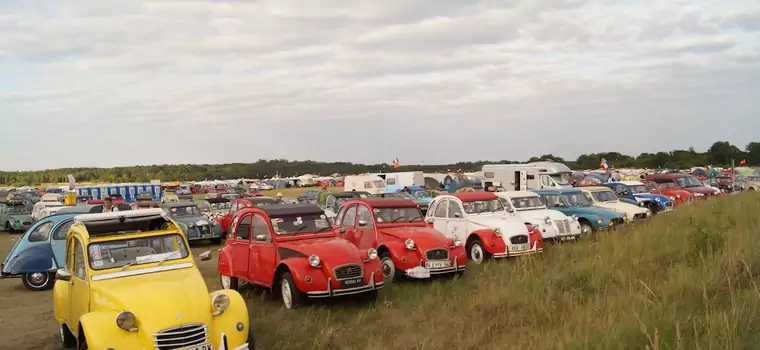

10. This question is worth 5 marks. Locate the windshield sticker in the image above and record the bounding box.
[293,217,304,226]
[89,247,102,261]
[92,260,104,268]
[272,218,283,223]
[373,208,380,213]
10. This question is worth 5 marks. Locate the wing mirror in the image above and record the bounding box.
[337,228,346,234]
[55,269,72,281]
[198,250,212,261]
[254,234,267,241]
[454,212,462,218]
[507,208,515,213]
[357,220,368,227]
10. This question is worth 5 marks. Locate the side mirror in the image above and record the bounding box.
[198,250,212,261]
[357,220,368,227]
[254,234,267,241]
[337,228,346,234]
[507,208,515,213]
[424,217,434,224]
[454,212,462,218]
[55,269,72,281]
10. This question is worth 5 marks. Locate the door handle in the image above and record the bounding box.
[248,244,253,248]
[232,242,238,245]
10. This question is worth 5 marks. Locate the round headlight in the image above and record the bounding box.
[492,227,501,236]
[597,218,603,225]
[655,198,661,202]
[188,223,194,227]
[308,254,321,267]
[544,216,552,224]
[367,248,378,260]
[454,238,462,247]
[571,214,578,221]
[116,311,137,331]
[669,196,675,200]
[405,238,415,250]
[676,194,681,199]
[212,294,230,313]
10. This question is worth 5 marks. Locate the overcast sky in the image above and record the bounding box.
[1,0,759,171]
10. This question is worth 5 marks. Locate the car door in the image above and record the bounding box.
[232,214,252,280]
[68,236,89,326]
[446,200,466,241]
[338,205,359,246]
[50,219,75,268]
[222,202,240,233]
[250,214,276,285]
[432,199,449,234]
[354,205,377,249]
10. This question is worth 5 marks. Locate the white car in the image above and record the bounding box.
[425,192,543,264]
[579,186,650,222]
[495,191,581,241]
[31,201,63,221]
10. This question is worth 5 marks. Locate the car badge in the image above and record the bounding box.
[176,312,182,320]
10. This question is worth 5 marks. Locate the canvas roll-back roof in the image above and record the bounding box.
[354,198,418,208]
[206,197,230,203]
[452,192,498,201]
[74,208,172,237]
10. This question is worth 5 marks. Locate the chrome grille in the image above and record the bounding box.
[612,218,625,226]
[633,213,647,220]
[425,248,449,261]
[510,235,528,244]
[198,225,210,234]
[153,324,207,350]
[333,264,363,280]
[554,220,569,234]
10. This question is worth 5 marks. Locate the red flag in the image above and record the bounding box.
[392,158,400,169]
[740,159,747,165]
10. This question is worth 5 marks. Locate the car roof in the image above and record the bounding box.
[532,189,582,194]
[580,186,613,192]
[495,190,537,197]
[353,198,418,208]
[205,197,231,203]
[611,181,644,186]
[452,192,498,201]
[258,204,324,217]
[160,202,199,208]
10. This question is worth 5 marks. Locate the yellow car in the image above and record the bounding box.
[53,208,254,350]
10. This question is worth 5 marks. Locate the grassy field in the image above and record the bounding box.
[1,192,759,349]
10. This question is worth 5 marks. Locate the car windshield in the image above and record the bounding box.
[591,191,618,202]
[7,204,29,213]
[562,192,592,206]
[414,191,431,199]
[509,196,546,211]
[462,199,504,214]
[373,207,424,223]
[88,234,189,270]
[628,185,648,194]
[270,214,332,235]
[166,206,201,217]
[550,174,570,186]
[676,176,703,188]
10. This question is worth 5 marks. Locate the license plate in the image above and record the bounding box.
[508,243,529,252]
[181,343,212,350]
[425,260,451,269]
[559,236,576,241]
[405,266,431,279]
[340,277,363,288]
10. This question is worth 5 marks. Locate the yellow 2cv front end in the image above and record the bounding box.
[52,208,254,350]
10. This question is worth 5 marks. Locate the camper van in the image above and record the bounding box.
[371,171,425,187]
[343,175,386,194]
[482,162,573,191]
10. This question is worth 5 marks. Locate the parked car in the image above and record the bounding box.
[52,209,254,350]
[160,203,223,244]
[322,192,373,223]
[375,191,430,215]
[130,201,161,210]
[602,181,674,214]
[495,191,582,242]
[579,186,650,222]
[222,193,242,201]
[333,198,466,282]
[644,174,715,199]
[218,198,278,233]
[532,189,626,234]
[425,192,544,264]
[734,175,760,192]
[217,204,384,309]
[384,185,434,203]
[196,197,232,221]
[162,192,179,203]
[641,179,695,206]
[32,201,64,221]
[297,190,319,204]
[0,200,34,233]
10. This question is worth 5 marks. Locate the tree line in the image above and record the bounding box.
[2,141,758,186]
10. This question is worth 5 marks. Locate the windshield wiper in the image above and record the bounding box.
[314,226,332,233]
[293,224,310,234]
[410,217,423,222]
[391,216,407,223]
[119,261,137,271]
[157,251,182,266]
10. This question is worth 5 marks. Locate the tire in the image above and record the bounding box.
[749,188,755,192]
[465,238,490,264]
[210,237,223,245]
[379,253,398,282]
[279,272,305,309]
[4,222,12,233]
[246,322,256,349]
[580,223,593,235]
[22,272,54,291]
[361,290,379,303]
[220,274,238,291]
[60,324,77,348]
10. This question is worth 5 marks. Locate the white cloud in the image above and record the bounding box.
[0,0,759,171]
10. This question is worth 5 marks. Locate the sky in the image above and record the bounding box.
[1,0,759,171]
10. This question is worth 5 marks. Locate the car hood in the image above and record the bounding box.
[7,214,33,222]
[172,216,211,225]
[379,227,449,245]
[680,186,715,195]
[593,202,648,217]
[567,206,624,220]
[90,266,212,332]
[466,214,528,236]
[515,209,567,223]
[633,193,670,202]
[278,237,365,265]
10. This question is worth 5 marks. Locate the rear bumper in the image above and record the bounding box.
[307,273,384,298]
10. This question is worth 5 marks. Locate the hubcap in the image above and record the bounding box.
[471,244,484,264]
[281,281,293,309]
[220,275,231,289]
[381,258,394,279]
[29,272,47,286]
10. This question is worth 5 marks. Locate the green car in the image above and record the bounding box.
[0,201,34,233]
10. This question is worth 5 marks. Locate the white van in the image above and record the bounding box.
[343,175,386,195]
[482,162,573,191]
[371,171,425,187]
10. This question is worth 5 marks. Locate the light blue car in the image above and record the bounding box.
[384,185,434,203]
[532,189,627,234]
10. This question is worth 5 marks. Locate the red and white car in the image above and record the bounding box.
[425,192,544,264]
[217,204,383,309]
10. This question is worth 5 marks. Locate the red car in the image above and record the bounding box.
[641,180,695,206]
[217,204,384,309]
[644,174,714,199]
[218,197,278,233]
[333,198,466,282]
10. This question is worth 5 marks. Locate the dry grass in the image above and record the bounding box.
[1,193,759,349]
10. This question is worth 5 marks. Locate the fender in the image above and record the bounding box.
[217,245,234,277]
[209,290,250,348]
[80,310,142,349]
[4,244,57,275]
[52,280,70,324]
[469,229,506,255]
[381,241,418,270]
[577,215,600,230]
[276,258,325,293]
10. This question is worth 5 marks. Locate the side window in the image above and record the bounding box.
[341,205,357,227]
[387,178,396,185]
[237,215,252,240]
[545,194,563,207]
[583,193,594,202]
[644,182,657,192]
[434,200,448,218]
[363,181,372,188]
[73,238,86,280]
[28,222,54,242]
[66,238,75,271]
[229,215,239,238]
[448,201,463,218]
[229,202,239,214]
[357,206,374,228]
[541,176,552,186]
[252,215,271,242]
[335,206,346,225]
[52,221,75,240]
[426,201,437,217]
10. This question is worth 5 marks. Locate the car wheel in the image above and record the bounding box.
[580,223,593,235]
[280,272,305,309]
[749,188,755,192]
[4,222,12,233]
[210,237,223,245]
[60,324,77,348]
[78,338,88,350]
[466,238,490,264]
[220,274,238,291]
[22,272,54,291]
[379,253,397,282]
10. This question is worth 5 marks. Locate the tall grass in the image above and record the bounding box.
[217,194,760,349]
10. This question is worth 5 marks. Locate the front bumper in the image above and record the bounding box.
[306,272,384,298]
[404,257,466,278]
[493,241,543,258]
[8,222,31,231]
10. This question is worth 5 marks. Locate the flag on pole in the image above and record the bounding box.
[740,159,747,165]
[392,158,400,169]
[706,164,712,170]
[600,158,610,170]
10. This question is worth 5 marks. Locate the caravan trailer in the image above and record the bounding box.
[482,162,573,191]
[371,171,425,187]
[343,175,386,194]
